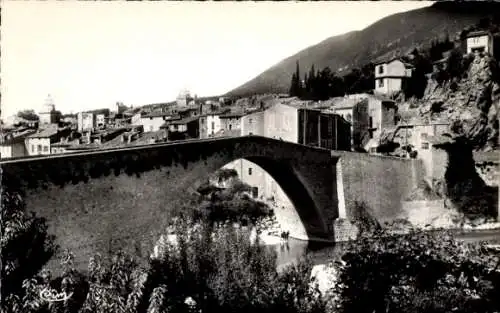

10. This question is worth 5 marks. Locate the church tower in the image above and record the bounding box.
[39,94,60,125]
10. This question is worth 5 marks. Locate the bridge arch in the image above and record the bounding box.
[1,136,340,269]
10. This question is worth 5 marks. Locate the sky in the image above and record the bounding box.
[1,1,433,118]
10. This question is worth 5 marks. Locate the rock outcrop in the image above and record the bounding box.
[421,53,499,149]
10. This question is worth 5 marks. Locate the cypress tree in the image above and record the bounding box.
[289,72,297,96]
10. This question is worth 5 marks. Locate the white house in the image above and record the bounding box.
[25,126,71,156]
[96,114,107,128]
[139,112,175,133]
[374,58,413,95]
[77,112,96,133]
[466,30,495,55]
[200,113,222,138]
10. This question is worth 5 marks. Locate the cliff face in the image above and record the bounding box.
[416,54,500,219]
[421,54,500,150]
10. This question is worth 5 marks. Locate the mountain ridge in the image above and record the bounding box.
[226,2,500,97]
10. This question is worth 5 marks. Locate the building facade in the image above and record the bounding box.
[25,127,71,156]
[241,110,266,136]
[77,112,96,133]
[139,112,175,133]
[199,113,224,138]
[466,30,495,55]
[333,98,370,150]
[374,58,413,95]
[219,112,243,133]
[165,116,200,140]
[0,130,35,159]
[96,114,107,128]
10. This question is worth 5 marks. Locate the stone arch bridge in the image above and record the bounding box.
[1,136,422,268]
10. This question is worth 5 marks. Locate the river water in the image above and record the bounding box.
[272,229,500,269]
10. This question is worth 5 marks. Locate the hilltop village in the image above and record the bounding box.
[1,28,499,226]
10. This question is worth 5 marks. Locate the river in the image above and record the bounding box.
[271,228,500,269]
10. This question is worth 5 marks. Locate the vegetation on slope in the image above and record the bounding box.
[227,2,500,97]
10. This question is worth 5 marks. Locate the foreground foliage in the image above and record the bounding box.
[331,225,500,313]
[1,210,327,313]
[1,190,57,301]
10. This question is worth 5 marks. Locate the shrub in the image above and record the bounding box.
[147,220,328,313]
[3,220,329,313]
[331,227,500,313]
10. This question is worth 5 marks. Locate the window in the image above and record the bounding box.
[43,146,48,152]
[378,79,384,87]
[251,187,258,198]
[211,122,215,130]
[31,145,35,153]
[370,147,377,153]
[229,124,232,130]
[249,118,253,125]
[249,132,253,135]
[378,65,384,74]
[150,126,153,132]
[420,132,428,140]
[37,145,42,153]
[421,142,430,150]
[248,167,253,175]
[472,47,485,53]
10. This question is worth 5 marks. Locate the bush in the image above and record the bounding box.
[331,227,500,313]
[192,175,273,226]
[2,219,330,313]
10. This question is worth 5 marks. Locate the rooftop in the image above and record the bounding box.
[80,108,110,116]
[0,130,36,145]
[329,97,364,109]
[467,30,491,38]
[142,111,175,119]
[219,112,245,119]
[27,126,61,139]
[169,116,200,125]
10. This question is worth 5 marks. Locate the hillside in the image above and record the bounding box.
[226,2,500,97]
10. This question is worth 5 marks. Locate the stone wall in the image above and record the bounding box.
[334,151,424,222]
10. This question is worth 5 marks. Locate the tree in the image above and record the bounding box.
[16,110,39,121]
[289,61,303,98]
[1,189,58,307]
[404,48,431,99]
